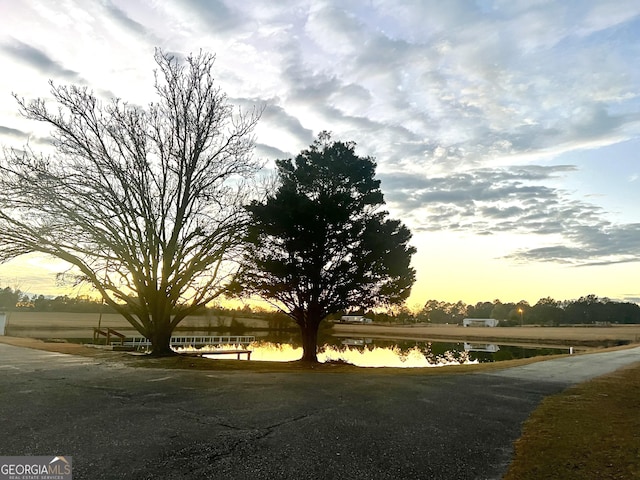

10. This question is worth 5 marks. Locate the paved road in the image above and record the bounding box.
[1,344,639,480]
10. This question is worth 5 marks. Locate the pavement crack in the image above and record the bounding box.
[219,412,315,438]
[217,421,246,430]
[161,412,316,472]
[264,412,314,432]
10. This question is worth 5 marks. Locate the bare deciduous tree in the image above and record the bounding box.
[0,49,262,355]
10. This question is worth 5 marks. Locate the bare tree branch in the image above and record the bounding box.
[0,49,263,354]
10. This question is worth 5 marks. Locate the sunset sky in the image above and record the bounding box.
[0,1,638,307]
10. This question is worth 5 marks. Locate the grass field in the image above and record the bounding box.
[2,311,272,338]
[503,362,640,480]
[333,323,640,346]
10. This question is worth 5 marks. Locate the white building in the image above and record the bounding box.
[462,318,499,327]
[340,315,373,324]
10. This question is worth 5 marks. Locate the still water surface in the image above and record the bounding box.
[200,342,475,368]
[13,324,580,367]
[184,332,575,368]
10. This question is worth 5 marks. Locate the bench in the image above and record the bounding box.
[203,349,252,360]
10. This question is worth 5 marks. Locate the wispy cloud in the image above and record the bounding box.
[508,222,640,265]
[208,0,640,182]
[0,125,27,139]
[1,39,81,81]
[102,1,149,37]
[380,164,639,265]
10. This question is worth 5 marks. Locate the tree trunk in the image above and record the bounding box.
[149,325,174,356]
[299,320,320,363]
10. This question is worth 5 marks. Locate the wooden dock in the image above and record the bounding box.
[92,333,256,358]
[119,335,255,349]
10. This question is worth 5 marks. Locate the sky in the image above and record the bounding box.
[0,0,638,308]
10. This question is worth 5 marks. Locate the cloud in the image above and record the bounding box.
[380,165,578,216]
[254,143,291,161]
[622,295,640,304]
[260,104,315,146]
[146,0,639,174]
[508,222,640,266]
[299,2,639,168]
[102,1,149,37]
[379,164,640,265]
[0,125,54,148]
[176,0,244,32]
[1,39,81,81]
[0,125,27,138]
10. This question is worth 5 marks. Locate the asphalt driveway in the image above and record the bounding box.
[1,343,639,480]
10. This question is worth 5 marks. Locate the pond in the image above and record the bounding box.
[34,329,578,368]
[175,331,577,368]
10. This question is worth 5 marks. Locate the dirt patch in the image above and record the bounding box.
[0,336,99,354]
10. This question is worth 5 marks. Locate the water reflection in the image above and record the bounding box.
[50,324,579,366]
[320,344,476,368]
[169,332,576,366]
[464,342,500,353]
[194,341,477,368]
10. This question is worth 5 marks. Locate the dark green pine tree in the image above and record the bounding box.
[240,133,416,362]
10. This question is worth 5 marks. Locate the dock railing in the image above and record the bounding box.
[119,335,255,349]
[94,327,126,345]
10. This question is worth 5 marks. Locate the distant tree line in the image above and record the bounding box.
[2,287,638,326]
[414,295,640,326]
[0,288,114,313]
[306,295,640,326]
[0,286,291,324]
